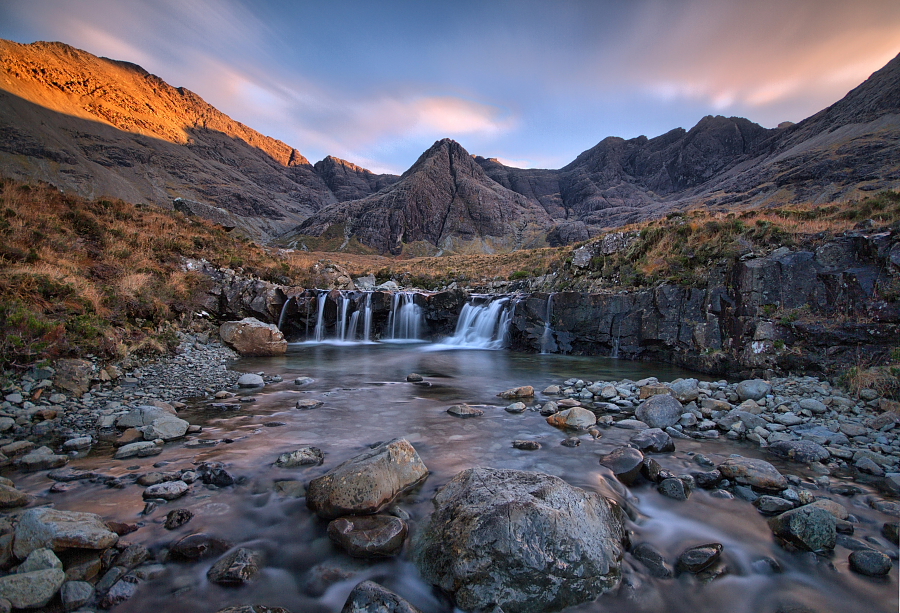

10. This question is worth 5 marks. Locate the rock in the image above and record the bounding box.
[113,544,149,570]
[736,379,771,401]
[754,496,795,515]
[808,499,849,520]
[0,484,29,509]
[198,465,235,487]
[630,428,675,453]
[168,533,233,561]
[635,394,683,429]
[62,437,93,452]
[219,318,287,356]
[677,543,723,573]
[116,405,176,428]
[274,480,306,497]
[0,568,66,609]
[341,580,422,613]
[142,481,188,500]
[881,522,899,545]
[307,438,428,519]
[542,385,561,395]
[512,440,541,450]
[639,384,670,399]
[852,449,893,467]
[718,457,787,491]
[774,412,804,426]
[60,580,93,610]
[546,407,596,429]
[848,549,892,576]
[114,441,162,459]
[798,398,827,414]
[276,446,324,467]
[217,607,291,613]
[632,542,673,578]
[669,379,699,403]
[658,478,689,500]
[505,402,527,414]
[447,404,483,418]
[614,419,649,430]
[855,457,884,476]
[13,508,118,559]
[406,373,423,382]
[691,470,723,489]
[294,376,314,386]
[561,437,581,447]
[17,548,62,574]
[767,441,830,464]
[768,506,836,551]
[412,467,625,613]
[237,373,265,388]
[142,415,190,441]
[207,548,261,586]
[600,447,645,485]
[17,447,68,471]
[539,401,559,416]
[164,509,194,530]
[53,359,93,395]
[295,398,324,410]
[498,386,534,399]
[327,515,408,558]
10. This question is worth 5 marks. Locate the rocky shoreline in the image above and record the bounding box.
[0,337,897,612]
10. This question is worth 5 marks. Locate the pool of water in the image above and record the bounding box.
[10,343,898,613]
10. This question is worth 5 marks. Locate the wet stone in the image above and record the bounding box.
[600,447,645,485]
[882,522,899,545]
[143,480,188,500]
[718,457,787,491]
[168,533,233,561]
[640,458,663,483]
[632,543,673,578]
[505,402,527,414]
[295,399,324,410]
[447,404,483,418]
[768,506,836,551]
[341,580,422,613]
[561,438,581,447]
[658,478,689,500]
[164,509,194,530]
[327,515,408,558]
[512,440,541,451]
[630,428,675,453]
[677,543,723,573]
[754,496,796,515]
[207,548,261,586]
[275,446,324,467]
[848,549,893,577]
[691,470,722,489]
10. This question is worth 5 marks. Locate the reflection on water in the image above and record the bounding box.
[12,344,897,613]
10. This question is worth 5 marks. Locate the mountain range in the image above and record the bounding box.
[1,39,898,253]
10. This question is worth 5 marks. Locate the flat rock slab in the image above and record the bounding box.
[447,404,484,418]
[412,467,626,613]
[341,580,422,613]
[114,442,162,460]
[307,438,428,519]
[327,515,408,558]
[13,507,119,559]
[718,457,787,491]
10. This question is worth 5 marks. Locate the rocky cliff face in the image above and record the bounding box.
[0,40,387,238]
[291,139,553,255]
[313,156,399,202]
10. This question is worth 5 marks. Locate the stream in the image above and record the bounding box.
[9,342,898,613]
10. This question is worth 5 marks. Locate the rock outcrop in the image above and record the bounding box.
[219,317,287,356]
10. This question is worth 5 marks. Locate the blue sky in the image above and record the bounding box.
[2,0,899,174]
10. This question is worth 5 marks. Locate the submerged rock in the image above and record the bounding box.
[447,404,484,418]
[677,543,723,573]
[600,447,645,485]
[630,428,675,453]
[412,467,625,613]
[307,438,428,519]
[207,548,261,586]
[327,515,408,558]
[631,543,673,578]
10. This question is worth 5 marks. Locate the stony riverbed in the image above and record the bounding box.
[0,334,897,612]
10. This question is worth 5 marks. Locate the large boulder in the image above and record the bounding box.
[219,318,287,356]
[635,394,683,429]
[52,359,93,396]
[412,467,626,613]
[13,508,118,559]
[307,438,428,519]
[736,379,771,401]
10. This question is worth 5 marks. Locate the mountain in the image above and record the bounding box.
[289,139,553,254]
[0,39,394,238]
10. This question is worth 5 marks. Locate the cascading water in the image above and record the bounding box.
[387,292,424,341]
[362,292,373,342]
[540,293,556,354]
[313,291,327,342]
[441,297,511,349]
[337,295,351,341]
[276,296,292,331]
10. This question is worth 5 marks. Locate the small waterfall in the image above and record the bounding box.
[362,292,373,342]
[540,293,555,354]
[442,298,511,349]
[388,292,424,341]
[348,310,361,341]
[276,296,292,331]
[313,291,327,342]
[337,295,351,341]
[610,317,621,359]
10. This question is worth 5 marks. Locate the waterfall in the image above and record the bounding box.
[313,291,327,342]
[276,296,292,331]
[348,310,361,342]
[540,293,555,354]
[442,298,511,349]
[387,292,424,341]
[611,317,621,359]
[362,292,373,342]
[337,295,351,341]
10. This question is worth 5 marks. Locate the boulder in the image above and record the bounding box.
[848,549,892,576]
[0,568,66,609]
[207,548,261,586]
[669,379,699,403]
[768,506,836,551]
[736,379,771,401]
[60,580,94,610]
[600,448,645,485]
[13,508,118,559]
[219,318,287,356]
[630,428,675,453]
[327,515,408,558]
[718,457,787,491]
[546,407,596,429]
[237,373,265,388]
[114,441,161,459]
[412,467,625,613]
[52,359,93,396]
[275,446,324,467]
[307,438,428,519]
[635,394,683,429]
[16,447,68,471]
[0,484,29,509]
[142,415,190,441]
[143,481,189,500]
[767,441,830,464]
[498,386,534,399]
[658,478,690,500]
[447,404,484,418]
[341,580,422,613]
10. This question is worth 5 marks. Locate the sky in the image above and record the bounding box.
[1,1,899,174]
